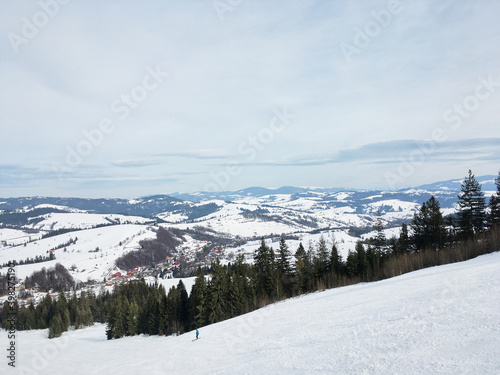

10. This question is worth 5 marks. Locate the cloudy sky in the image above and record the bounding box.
[1,0,499,198]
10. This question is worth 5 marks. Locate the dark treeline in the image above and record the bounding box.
[1,291,98,338]
[1,252,55,268]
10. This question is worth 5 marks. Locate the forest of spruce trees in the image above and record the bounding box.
[1,170,499,340]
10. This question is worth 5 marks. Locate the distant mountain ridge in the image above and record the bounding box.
[0,175,496,230]
[169,175,497,202]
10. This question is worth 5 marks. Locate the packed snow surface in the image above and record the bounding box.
[4,252,500,374]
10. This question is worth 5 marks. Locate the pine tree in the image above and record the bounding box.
[330,243,343,276]
[126,299,139,336]
[355,241,369,281]
[411,196,447,250]
[397,222,410,254]
[48,314,63,339]
[489,171,500,229]
[372,211,387,251]
[63,309,71,331]
[457,170,487,238]
[253,238,277,300]
[294,242,313,293]
[190,267,207,329]
[345,250,358,278]
[166,286,181,335]
[276,238,293,277]
[206,259,228,324]
[177,280,189,333]
[276,238,294,297]
[316,236,330,275]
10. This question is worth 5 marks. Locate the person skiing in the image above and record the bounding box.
[196,329,199,340]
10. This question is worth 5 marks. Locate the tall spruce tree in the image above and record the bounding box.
[276,238,293,277]
[316,236,330,276]
[489,171,500,229]
[330,243,343,276]
[355,240,369,281]
[206,259,228,324]
[372,211,387,251]
[457,170,487,238]
[276,238,294,297]
[411,196,447,250]
[397,222,410,254]
[253,238,277,300]
[48,314,63,339]
[190,267,207,329]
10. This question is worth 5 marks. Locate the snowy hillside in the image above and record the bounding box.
[4,252,499,374]
[0,225,157,282]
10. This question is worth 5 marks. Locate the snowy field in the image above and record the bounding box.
[0,225,156,282]
[3,252,499,374]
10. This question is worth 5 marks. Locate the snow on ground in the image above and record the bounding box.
[0,229,42,247]
[4,252,499,374]
[0,225,156,282]
[27,212,152,231]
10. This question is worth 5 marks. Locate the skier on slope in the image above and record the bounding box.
[196,329,199,340]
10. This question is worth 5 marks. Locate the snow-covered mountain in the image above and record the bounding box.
[3,252,499,374]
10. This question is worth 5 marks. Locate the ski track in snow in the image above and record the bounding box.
[2,252,499,374]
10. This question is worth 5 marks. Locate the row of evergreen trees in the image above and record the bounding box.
[408,170,500,252]
[1,291,95,338]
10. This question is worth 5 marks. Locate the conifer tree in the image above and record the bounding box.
[276,238,294,297]
[411,196,447,250]
[489,171,500,229]
[253,238,277,300]
[276,238,293,277]
[345,250,358,278]
[316,236,330,276]
[63,309,71,331]
[177,280,190,332]
[190,267,207,329]
[147,294,160,336]
[330,243,343,276]
[355,241,369,281]
[457,170,487,239]
[397,222,410,254]
[126,300,139,336]
[295,242,313,293]
[372,211,387,251]
[206,259,228,324]
[48,314,63,339]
